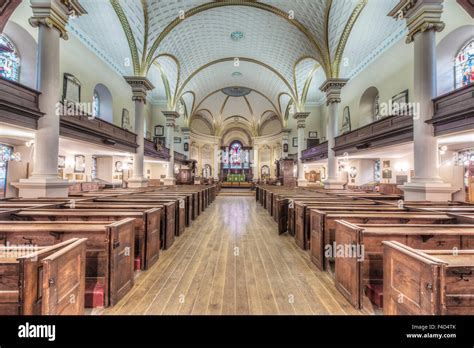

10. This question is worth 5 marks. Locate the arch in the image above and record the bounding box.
[358,86,379,127]
[437,25,474,95]
[1,20,35,87]
[93,84,113,123]
[177,57,296,103]
[144,1,326,74]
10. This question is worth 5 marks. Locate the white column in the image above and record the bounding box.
[163,111,179,185]
[293,112,310,187]
[124,77,154,188]
[13,0,86,197]
[213,143,219,180]
[390,0,456,201]
[319,78,348,189]
[253,144,259,180]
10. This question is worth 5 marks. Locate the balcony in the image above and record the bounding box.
[0,77,44,129]
[144,138,170,160]
[429,85,474,136]
[333,115,413,156]
[301,141,328,162]
[59,104,138,153]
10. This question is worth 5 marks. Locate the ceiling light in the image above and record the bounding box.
[230,31,244,41]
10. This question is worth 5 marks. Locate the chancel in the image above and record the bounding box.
[0,0,473,321]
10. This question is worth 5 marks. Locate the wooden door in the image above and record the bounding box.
[108,219,135,306]
[41,239,87,315]
[383,242,441,315]
[310,211,325,270]
[334,221,362,308]
[145,208,161,269]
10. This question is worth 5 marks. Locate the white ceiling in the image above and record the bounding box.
[69,0,406,135]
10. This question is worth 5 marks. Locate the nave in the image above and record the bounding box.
[102,196,365,315]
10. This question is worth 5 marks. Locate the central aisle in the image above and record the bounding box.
[104,196,366,315]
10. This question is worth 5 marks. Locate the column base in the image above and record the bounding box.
[398,181,458,201]
[163,178,176,186]
[323,179,346,190]
[297,178,308,187]
[127,177,149,188]
[12,177,72,198]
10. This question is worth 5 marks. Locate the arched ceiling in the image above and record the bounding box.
[69,0,405,131]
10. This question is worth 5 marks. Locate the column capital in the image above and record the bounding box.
[162,111,180,127]
[388,0,445,43]
[124,76,154,103]
[293,112,310,129]
[319,78,349,105]
[29,0,87,40]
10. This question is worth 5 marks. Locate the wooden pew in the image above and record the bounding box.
[0,238,87,315]
[334,222,474,309]
[312,211,457,272]
[294,201,398,242]
[284,197,378,236]
[12,208,161,270]
[383,241,474,315]
[274,195,355,234]
[68,202,176,250]
[131,193,192,227]
[0,220,135,307]
[93,197,182,243]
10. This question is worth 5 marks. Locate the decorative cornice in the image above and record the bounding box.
[162,110,180,127]
[29,0,87,40]
[388,0,445,44]
[124,76,154,102]
[293,112,310,129]
[319,78,348,105]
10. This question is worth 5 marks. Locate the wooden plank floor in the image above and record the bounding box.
[102,196,368,315]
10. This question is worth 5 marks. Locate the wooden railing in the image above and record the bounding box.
[333,115,413,156]
[429,84,474,136]
[0,77,43,129]
[301,141,328,162]
[59,104,138,153]
[144,138,170,160]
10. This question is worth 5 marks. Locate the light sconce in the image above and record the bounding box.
[25,140,34,148]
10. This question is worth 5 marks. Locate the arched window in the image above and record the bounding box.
[455,39,474,89]
[92,91,100,117]
[0,34,20,82]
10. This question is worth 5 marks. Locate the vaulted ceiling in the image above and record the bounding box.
[69,0,405,135]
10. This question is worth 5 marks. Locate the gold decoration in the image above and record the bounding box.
[29,0,87,40]
[332,0,368,77]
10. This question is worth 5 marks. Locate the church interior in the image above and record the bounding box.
[0,0,474,324]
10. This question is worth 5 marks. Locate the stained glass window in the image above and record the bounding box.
[0,34,19,82]
[229,142,242,169]
[455,39,474,89]
[92,91,100,117]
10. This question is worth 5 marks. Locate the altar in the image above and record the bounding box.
[227,173,246,182]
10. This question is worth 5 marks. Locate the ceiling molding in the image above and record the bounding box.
[152,53,181,108]
[194,87,282,123]
[176,57,296,102]
[110,0,141,75]
[332,0,368,77]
